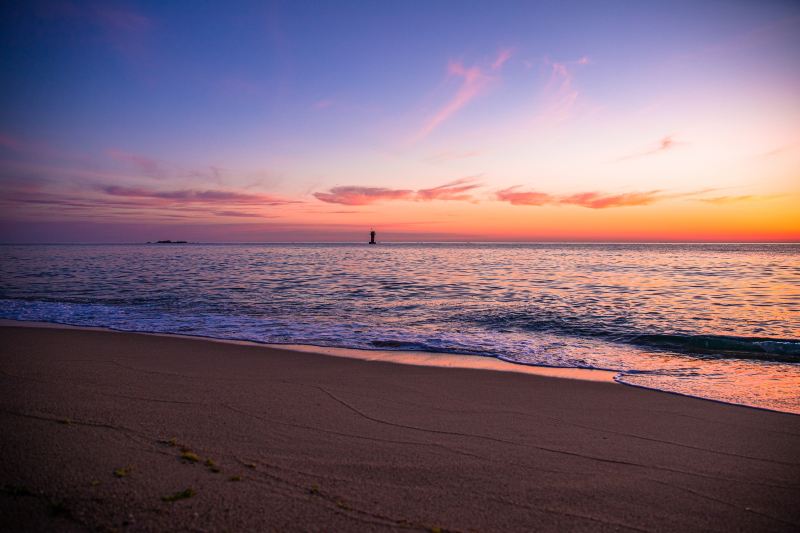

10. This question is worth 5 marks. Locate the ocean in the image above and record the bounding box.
[1,243,798,413]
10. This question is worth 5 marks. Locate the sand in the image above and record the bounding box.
[1,325,798,532]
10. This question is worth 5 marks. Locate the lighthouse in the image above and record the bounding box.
[369,229,376,244]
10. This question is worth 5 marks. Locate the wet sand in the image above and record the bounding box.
[1,324,798,531]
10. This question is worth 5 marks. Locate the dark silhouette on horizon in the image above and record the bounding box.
[369,230,376,245]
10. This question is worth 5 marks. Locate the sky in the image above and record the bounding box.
[0,0,798,242]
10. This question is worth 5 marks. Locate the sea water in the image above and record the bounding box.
[1,243,798,413]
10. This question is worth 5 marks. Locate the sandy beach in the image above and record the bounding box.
[1,324,798,532]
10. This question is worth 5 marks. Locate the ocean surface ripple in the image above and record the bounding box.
[1,243,798,413]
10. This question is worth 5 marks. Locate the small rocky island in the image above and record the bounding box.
[146,240,189,244]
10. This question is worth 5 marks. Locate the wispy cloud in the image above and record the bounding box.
[698,195,779,205]
[313,186,415,206]
[106,149,164,178]
[314,178,482,205]
[561,191,664,208]
[758,142,797,158]
[0,190,285,222]
[491,48,514,70]
[99,185,298,206]
[104,150,266,186]
[2,187,285,210]
[495,188,554,206]
[417,178,481,201]
[416,62,488,140]
[2,148,281,205]
[0,173,302,224]
[617,135,684,161]
[533,57,587,125]
[416,49,513,141]
[183,165,225,183]
[212,210,266,218]
[496,187,709,208]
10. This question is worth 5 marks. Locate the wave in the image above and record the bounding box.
[2,298,798,364]
[626,333,800,360]
[463,311,800,362]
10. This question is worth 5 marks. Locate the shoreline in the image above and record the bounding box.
[4,318,798,417]
[0,318,618,383]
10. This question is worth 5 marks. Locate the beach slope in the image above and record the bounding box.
[1,325,798,531]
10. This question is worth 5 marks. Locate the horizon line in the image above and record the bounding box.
[2,240,798,245]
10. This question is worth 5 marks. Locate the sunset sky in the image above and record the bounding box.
[1,0,798,242]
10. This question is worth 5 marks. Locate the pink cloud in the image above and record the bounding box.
[416,62,488,140]
[314,178,483,205]
[99,185,299,206]
[416,178,481,201]
[617,135,685,161]
[314,186,415,205]
[0,167,300,224]
[497,188,689,208]
[416,49,512,141]
[658,136,675,151]
[105,151,233,183]
[698,195,780,205]
[213,210,264,218]
[496,187,554,206]
[560,191,663,209]
[536,59,580,124]
[0,190,290,224]
[491,48,514,70]
[2,187,292,213]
